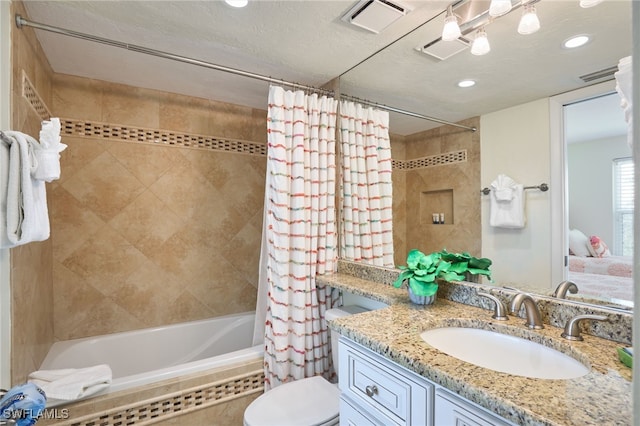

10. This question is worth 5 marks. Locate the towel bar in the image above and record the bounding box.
[481,183,548,195]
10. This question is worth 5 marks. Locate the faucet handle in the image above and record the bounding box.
[561,314,608,341]
[477,292,508,321]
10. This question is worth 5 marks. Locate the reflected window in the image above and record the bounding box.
[613,157,634,256]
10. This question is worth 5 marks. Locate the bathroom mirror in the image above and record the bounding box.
[338,0,634,310]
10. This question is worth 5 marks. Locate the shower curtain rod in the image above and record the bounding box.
[15,14,477,132]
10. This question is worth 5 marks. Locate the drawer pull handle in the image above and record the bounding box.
[365,385,378,397]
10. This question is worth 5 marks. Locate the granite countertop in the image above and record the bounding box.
[320,273,632,426]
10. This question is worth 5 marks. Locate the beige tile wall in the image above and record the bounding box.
[9,0,55,384]
[392,117,481,265]
[49,74,267,341]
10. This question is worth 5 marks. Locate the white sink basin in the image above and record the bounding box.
[420,327,589,379]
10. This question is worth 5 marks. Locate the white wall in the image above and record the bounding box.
[0,0,12,389]
[568,136,630,253]
[480,99,552,292]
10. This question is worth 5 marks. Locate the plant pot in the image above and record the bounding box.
[465,272,480,283]
[408,286,436,305]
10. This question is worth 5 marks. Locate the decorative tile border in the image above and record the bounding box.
[60,119,268,156]
[61,370,264,426]
[393,150,467,170]
[22,70,51,121]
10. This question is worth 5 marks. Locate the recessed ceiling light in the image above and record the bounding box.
[458,79,476,88]
[563,35,590,49]
[225,0,248,8]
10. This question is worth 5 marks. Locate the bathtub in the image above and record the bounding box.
[40,311,263,401]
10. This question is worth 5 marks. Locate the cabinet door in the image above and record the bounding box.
[339,338,433,425]
[435,390,515,426]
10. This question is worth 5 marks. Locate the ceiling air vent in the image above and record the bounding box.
[579,66,618,83]
[342,0,411,34]
[416,37,471,61]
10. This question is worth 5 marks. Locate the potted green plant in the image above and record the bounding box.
[393,249,457,305]
[437,249,493,283]
[393,249,493,305]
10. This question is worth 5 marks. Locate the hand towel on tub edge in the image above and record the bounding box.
[489,174,525,228]
[28,364,112,401]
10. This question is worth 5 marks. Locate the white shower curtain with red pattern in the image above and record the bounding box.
[339,101,394,267]
[254,85,340,390]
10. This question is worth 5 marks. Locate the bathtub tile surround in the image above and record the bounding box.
[37,360,264,426]
[46,74,267,341]
[9,4,269,383]
[323,260,632,425]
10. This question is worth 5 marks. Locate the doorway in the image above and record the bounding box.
[550,81,632,305]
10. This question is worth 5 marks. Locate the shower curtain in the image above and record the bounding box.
[339,101,394,267]
[254,86,340,390]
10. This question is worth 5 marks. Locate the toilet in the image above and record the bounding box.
[243,305,369,426]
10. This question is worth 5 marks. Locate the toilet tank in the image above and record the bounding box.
[326,305,369,373]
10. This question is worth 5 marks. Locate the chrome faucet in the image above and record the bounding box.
[561,314,608,341]
[477,292,508,321]
[552,280,578,299]
[509,293,544,329]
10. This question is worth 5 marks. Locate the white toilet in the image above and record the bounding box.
[243,305,369,426]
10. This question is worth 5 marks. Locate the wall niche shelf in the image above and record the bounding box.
[420,189,454,225]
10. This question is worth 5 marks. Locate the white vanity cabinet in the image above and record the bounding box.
[339,337,516,426]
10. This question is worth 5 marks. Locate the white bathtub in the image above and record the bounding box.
[40,311,263,398]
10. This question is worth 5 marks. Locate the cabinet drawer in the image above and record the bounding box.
[339,338,433,425]
[340,396,401,426]
[435,389,515,426]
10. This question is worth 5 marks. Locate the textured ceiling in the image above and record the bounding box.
[21,0,632,136]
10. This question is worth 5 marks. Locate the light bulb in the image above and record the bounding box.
[489,0,512,17]
[518,4,540,35]
[579,0,604,8]
[563,35,590,49]
[441,7,461,41]
[470,28,490,56]
[225,0,248,7]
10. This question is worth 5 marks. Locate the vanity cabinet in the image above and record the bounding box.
[339,337,515,426]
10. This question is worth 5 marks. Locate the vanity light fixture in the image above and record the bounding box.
[489,0,512,17]
[225,0,248,7]
[457,79,476,88]
[563,35,590,49]
[517,3,540,35]
[470,27,490,56]
[441,6,461,41]
[439,0,544,58]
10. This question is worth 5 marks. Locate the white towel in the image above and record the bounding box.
[0,131,50,248]
[28,364,112,401]
[614,56,633,149]
[34,118,67,182]
[0,133,11,247]
[489,174,525,228]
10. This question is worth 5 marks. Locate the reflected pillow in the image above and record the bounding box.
[568,229,591,257]
[588,235,611,258]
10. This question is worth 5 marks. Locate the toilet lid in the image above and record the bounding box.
[244,376,340,426]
